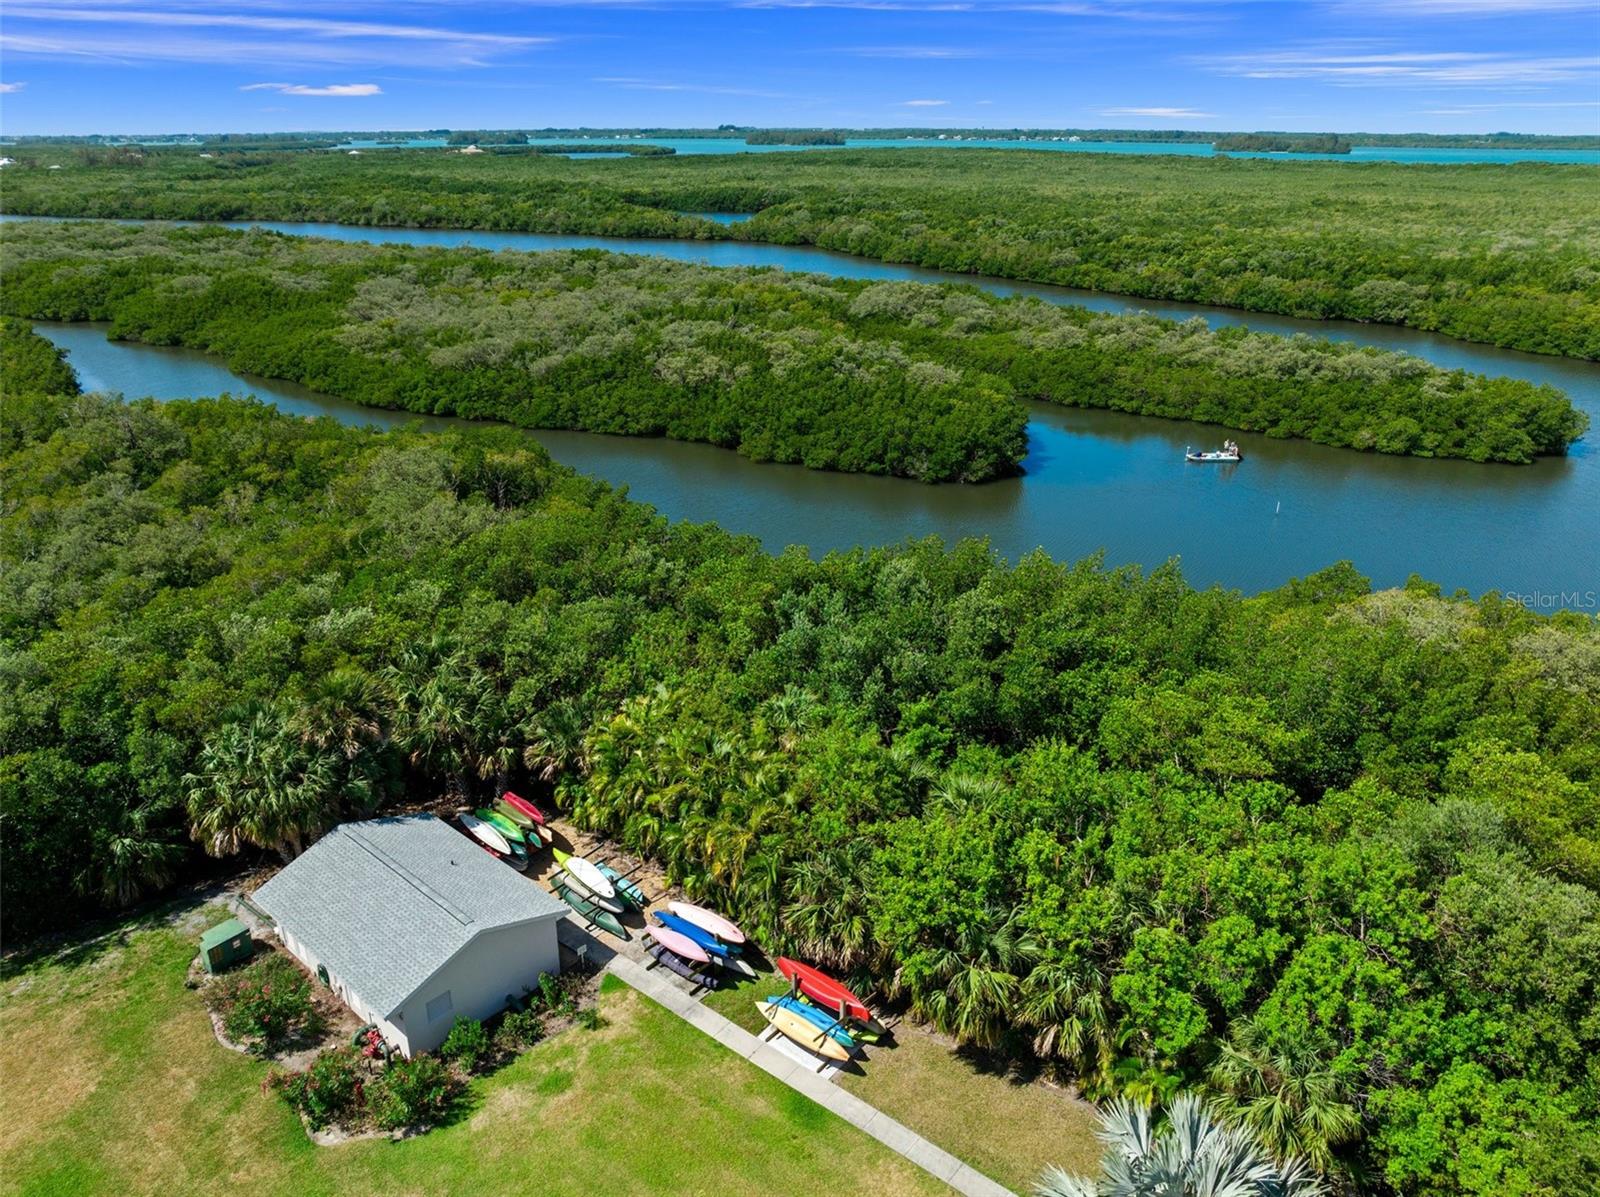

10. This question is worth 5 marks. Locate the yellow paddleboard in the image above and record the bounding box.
[756,1000,850,1062]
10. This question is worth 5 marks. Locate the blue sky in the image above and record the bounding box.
[1,0,1597,136]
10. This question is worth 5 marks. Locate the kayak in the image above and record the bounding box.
[799,994,886,1043]
[552,879,628,939]
[493,801,536,829]
[559,869,626,915]
[653,912,731,957]
[646,942,721,989]
[478,808,527,844]
[646,925,710,964]
[502,790,548,826]
[668,901,745,945]
[769,994,856,1052]
[776,958,885,1035]
[459,813,511,855]
[551,848,615,900]
[756,1000,850,1063]
[598,863,647,910]
[495,805,552,847]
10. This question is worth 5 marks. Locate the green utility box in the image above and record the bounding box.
[200,918,253,975]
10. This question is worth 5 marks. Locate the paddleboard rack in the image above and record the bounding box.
[644,941,719,995]
[595,855,650,903]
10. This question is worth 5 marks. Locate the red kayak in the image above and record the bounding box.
[776,958,885,1034]
[502,790,548,826]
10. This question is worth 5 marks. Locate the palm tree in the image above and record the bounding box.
[909,904,1038,1048]
[184,709,342,861]
[78,802,185,906]
[1037,1093,1327,1197]
[782,841,878,969]
[289,666,384,762]
[383,648,518,791]
[926,769,1007,818]
[1021,958,1117,1095]
[1206,1017,1361,1177]
[760,684,818,752]
[522,697,591,786]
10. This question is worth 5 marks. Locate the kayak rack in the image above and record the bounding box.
[595,855,650,902]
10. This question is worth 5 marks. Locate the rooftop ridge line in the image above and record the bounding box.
[343,820,476,928]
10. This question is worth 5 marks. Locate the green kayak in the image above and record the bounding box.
[598,863,647,911]
[477,808,527,844]
[552,879,628,939]
[493,800,536,829]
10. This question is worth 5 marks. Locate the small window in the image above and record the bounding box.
[425,991,454,1023]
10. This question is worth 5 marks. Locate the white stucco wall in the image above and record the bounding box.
[392,917,563,1055]
[277,916,563,1057]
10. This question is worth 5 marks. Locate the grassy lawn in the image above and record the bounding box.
[0,906,950,1197]
[704,967,1102,1195]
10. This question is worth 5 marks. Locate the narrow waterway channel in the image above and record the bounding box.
[36,320,1598,606]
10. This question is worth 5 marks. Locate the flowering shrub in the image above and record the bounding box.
[367,1055,459,1130]
[206,954,322,1054]
[265,1047,364,1130]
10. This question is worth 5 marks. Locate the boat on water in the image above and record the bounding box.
[1186,439,1242,463]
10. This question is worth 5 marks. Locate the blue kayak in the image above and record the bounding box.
[767,994,856,1051]
[653,912,733,958]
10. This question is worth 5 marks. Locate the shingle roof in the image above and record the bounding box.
[252,814,566,1018]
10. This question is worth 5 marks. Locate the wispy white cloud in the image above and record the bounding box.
[594,76,796,99]
[241,81,381,96]
[4,6,545,45]
[839,44,981,58]
[902,97,949,106]
[1207,45,1599,86]
[1330,0,1597,13]
[1421,98,1600,113]
[1101,105,1215,117]
[0,81,26,93]
[736,0,1203,16]
[0,3,548,67]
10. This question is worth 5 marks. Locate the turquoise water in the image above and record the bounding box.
[327,135,1600,165]
[680,211,755,224]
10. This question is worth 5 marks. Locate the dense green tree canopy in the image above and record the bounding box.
[3,322,1596,1193]
[2,221,1583,467]
[4,147,1597,358]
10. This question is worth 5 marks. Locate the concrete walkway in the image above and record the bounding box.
[605,954,1016,1197]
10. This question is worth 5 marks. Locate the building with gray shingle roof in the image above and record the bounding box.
[253,814,565,1055]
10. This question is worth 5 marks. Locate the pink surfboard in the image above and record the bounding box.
[646,926,711,964]
[668,901,746,945]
